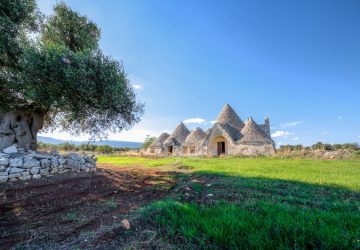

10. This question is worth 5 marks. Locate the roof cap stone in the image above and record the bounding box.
[216,104,245,128]
[164,122,190,146]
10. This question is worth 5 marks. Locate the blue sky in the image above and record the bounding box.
[37,0,360,145]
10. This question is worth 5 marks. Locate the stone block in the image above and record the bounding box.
[40,159,51,168]
[0,157,9,166]
[9,158,23,167]
[0,171,9,176]
[21,171,30,176]
[9,167,23,174]
[19,175,32,181]
[23,158,40,169]
[50,167,58,174]
[30,167,40,174]
[3,145,18,154]
[50,158,59,168]
[40,169,49,176]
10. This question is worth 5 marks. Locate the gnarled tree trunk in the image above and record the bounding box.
[0,110,44,151]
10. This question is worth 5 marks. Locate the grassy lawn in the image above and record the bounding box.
[98,156,360,249]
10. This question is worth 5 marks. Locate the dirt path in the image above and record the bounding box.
[0,164,176,249]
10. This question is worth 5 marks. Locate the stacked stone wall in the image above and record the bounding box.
[0,145,96,183]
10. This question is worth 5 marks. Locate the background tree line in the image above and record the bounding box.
[37,141,134,154]
[279,142,359,152]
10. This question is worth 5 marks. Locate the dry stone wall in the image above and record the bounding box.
[0,145,96,183]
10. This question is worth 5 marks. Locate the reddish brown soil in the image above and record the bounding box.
[0,164,176,249]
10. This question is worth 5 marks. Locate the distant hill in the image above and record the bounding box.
[38,136,142,149]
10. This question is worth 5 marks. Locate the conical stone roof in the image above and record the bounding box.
[184,128,207,145]
[240,117,273,145]
[150,133,170,147]
[216,104,245,128]
[164,122,190,146]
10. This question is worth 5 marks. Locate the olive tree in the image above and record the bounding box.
[0,1,143,150]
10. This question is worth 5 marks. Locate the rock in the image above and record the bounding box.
[58,169,68,174]
[206,194,214,198]
[9,178,18,182]
[121,219,131,230]
[0,153,9,158]
[19,175,32,181]
[26,153,53,160]
[9,167,23,174]
[8,173,21,178]
[50,167,58,174]
[9,158,23,167]
[0,175,8,183]
[23,158,40,169]
[21,171,30,176]
[30,167,40,174]
[85,163,95,168]
[0,157,9,166]
[0,170,9,176]
[40,169,49,176]
[66,154,83,169]
[40,159,51,168]
[3,145,18,154]
[17,148,25,154]
[32,174,41,179]
[58,158,66,165]
[51,158,59,168]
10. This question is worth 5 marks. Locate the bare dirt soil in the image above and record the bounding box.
[0,164,177,249]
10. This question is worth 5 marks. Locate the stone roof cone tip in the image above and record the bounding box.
[166,122,191,145]
[216,104,245,128]
[240,116,273,144]
[185,127,206,145]
[150,132,170,147]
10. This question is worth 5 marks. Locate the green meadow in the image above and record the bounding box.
[98,156,360,249]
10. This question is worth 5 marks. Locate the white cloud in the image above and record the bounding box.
[210,120,216,124]
[292,137,299,141]
[337,115,343,120]
[271,130,293,138]
[323,131,329,135]
[183,118,206,124]
[280,121,303,128]
[132,84,142,90]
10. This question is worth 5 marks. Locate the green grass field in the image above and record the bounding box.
[98,156,360,249]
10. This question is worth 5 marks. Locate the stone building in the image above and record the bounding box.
[147,104,276,156]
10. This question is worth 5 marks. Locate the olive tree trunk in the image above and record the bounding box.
[0,110,44,151]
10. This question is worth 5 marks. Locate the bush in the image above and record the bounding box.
[96,145,114,154]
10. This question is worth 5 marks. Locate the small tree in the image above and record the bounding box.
[0,2,143,150]
[142,135,156,150]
